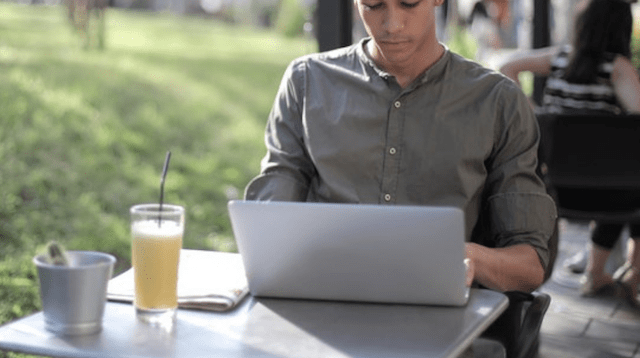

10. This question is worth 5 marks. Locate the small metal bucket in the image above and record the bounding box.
[34,251,116,335]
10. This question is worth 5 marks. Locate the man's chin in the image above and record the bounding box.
[368,40,414,67]
[380,40,410,50]
[379,49,412,65]
[379,40,413,55]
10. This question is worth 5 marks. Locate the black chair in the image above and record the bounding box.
[478,291,551,358]
[536,113,640,223]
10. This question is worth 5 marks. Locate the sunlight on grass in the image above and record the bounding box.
[0,2,315,251]
[0,2,315,335]
[519,71,534,97]
[9,68,95,118]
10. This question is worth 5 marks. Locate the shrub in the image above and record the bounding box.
[274,0,307,38]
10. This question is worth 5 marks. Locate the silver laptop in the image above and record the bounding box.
[227,200,469,306]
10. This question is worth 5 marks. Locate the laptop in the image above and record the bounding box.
[227,200,469,306]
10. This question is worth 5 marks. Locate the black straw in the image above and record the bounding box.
[158,151,171,227]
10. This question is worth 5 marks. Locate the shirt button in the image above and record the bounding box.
[384,194,392,202]
[389,147,397,155]
[394,101,401,108]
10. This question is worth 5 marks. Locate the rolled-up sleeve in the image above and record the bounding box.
[482,81,558,269]
[486,192,557,269]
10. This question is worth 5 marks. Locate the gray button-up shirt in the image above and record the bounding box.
[245,39,557,269]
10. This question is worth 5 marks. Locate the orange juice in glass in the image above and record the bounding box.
[131,204,184,325]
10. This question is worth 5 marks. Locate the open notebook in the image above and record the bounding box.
[107,250,248,312]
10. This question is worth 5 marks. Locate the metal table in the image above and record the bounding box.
[0,289,508,358]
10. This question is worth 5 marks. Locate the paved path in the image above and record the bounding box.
[537,219,640,357]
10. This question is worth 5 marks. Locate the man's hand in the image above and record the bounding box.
[465,242,545,292]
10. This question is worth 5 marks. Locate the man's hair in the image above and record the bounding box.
[564,0,633,84]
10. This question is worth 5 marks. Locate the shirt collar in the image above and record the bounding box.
[356,38,391,80]
[356,37,452,88]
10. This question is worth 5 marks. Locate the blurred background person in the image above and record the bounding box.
[466,0,519,65]
[500,0,640,305]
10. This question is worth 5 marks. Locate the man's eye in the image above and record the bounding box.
[364,2,383,10]
[401,1,419,8]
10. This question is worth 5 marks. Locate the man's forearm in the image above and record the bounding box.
[466,242,545,292]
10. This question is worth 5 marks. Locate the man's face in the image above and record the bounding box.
[355,0,443,69]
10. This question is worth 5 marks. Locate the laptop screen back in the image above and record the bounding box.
[228,200,469,306]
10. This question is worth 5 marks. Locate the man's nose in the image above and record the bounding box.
[383,7,404,33]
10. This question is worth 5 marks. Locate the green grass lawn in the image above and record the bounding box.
[0,1,314,339]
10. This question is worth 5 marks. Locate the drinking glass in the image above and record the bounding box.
[131,204,184,325]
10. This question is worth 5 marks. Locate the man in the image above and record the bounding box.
[245,0,557,293]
